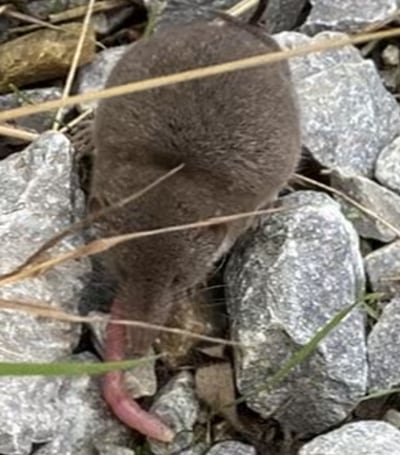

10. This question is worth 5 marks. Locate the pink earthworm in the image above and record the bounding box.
[101,301,175,442]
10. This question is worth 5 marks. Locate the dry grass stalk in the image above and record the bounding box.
[362,8,400,33]
[227,0,259,16]
[59,108,93,134]
[0,207,286,288]
[360,9,400,56]
[0,123,38,141]
[2,5,61,31]
[53,0,96,130]
[0,298,242,347]
[294,174,400,238]
[16,164,185,273]
[8,0,129,35]
[48,0,130,24]
[2,26,400,122]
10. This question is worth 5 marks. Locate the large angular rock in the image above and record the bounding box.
[76,45,128,111]
[330,168,400,242]
[0,132,90,454]
[376,136,400,194]
[0,87,68,134]
[263,0,308,33]
[275,31,364,81]
[179,444,208,455]
[225,191,367,435]
[145,0,306,33]
[364,241,400,297]
[0,87,70,159]
[368,298,400,392]
[275,32,400,176]
[302,0,398,34]
[299,421,400,455]
[35,353,133,455]
[145,0,238,28]
[149,372,199,454]
[25,0,89,18]
[206,441,256,455]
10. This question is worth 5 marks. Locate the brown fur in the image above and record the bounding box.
[91,20,301,356]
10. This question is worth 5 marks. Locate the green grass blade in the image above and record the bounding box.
[359,387,400,402]
[266,300,360,390]
[0,356,161,377]
[228,299,361,410]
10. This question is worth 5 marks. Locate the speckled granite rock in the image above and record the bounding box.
[225,191,367,435]
[35,353,133,455]
[24,0,89,18]
[275,31,400,176]
[206,441,256,455]
[145,0,238,28]
[376,136,400,194]
[364,241,400,297]
[263,0,308,33]
[149,372,199,454]
[275,31,363,81]
[302,0,397,34]
[299,421,400,455]
[0,87,68,135]
[76,45,128,111]
[368,298,400,392]
[0,132,90,454]
[385,410,400,430]
[21,0,133,35]
[330,168,400,242]
[145,0,306,33]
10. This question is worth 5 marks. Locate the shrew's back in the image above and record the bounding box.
[92,20,300,219]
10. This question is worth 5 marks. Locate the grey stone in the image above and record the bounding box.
[330,168,400,242]
[35,352,132,455]
[180,443,209,455]
[368,298,400,391]
[275,31,363,82]
[25,0,133,35]
[299,421,400,455]
[149,372,199,454]
[384,409,400,430]
[297,61,400,176]
[97,447,135,455]
[263,0,308,33]
[0,377,63,454]
[364,241,400,297]
[145,0,240,29]
[88,311,157,398]
[26,0,89,18]
[0,15,10,44]
[145,0,306,33]
[0,87,70,157]
[76,45,128,111]
[275,32,400,176]
[379,67,400,93]
[376,136,400,194]
[206,441,256,455]
[0,87,68,134]
[382,45,400,67]
[88,7,135,36]
[302,0,398,34]
[0,132,90,454]
[225,190,367,436]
